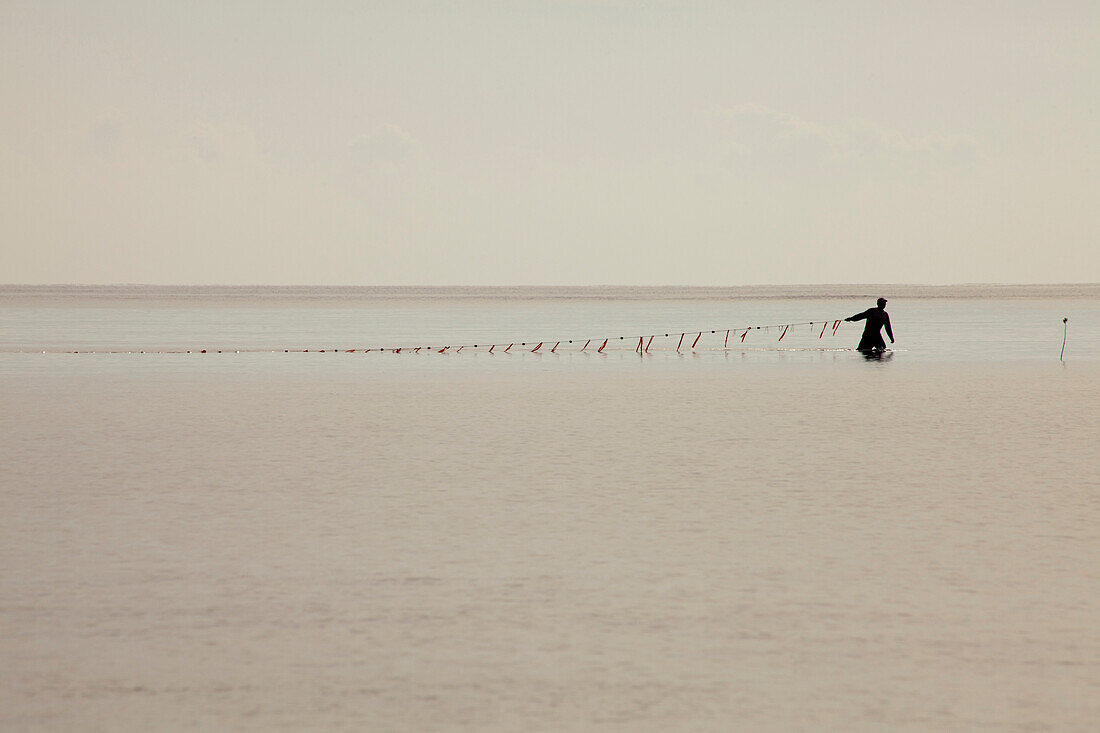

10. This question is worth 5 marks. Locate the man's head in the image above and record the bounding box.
[877,297,888,308]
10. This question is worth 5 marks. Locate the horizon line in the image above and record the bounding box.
[4,282,1099,289]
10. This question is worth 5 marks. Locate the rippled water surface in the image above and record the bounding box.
[2,286,1098,731]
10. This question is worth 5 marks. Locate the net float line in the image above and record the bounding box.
[29,319,850,355]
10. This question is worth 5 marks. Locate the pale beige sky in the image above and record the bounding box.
[1,1,1097,285]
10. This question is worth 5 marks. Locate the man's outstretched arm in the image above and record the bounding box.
[884,314,894,342]
[845,309,869,322]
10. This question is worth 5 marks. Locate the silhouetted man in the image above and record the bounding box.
[845,298,894,352]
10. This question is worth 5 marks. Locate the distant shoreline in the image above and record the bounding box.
[2,283,1098,302]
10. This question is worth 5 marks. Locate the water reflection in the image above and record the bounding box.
[859,348,895,362]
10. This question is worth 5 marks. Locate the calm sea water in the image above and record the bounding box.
[2,285,1098,731]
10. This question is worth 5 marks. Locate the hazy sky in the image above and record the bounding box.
[2,1,1097,285]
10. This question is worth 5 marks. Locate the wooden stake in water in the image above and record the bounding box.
[1060,317,1068,361]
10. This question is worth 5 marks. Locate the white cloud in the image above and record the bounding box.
[184,122,260,164]
[709,103,978,174]
[346,124,423,172]
[84,114,127,159]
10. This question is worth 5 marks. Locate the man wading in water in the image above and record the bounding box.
[845,298,894,352]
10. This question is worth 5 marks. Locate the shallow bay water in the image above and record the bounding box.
[2,286,1098,731]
